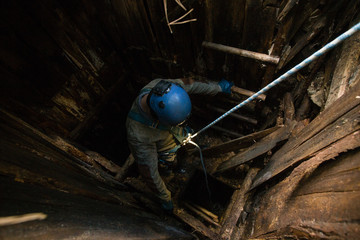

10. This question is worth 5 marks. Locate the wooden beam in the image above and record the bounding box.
[216,124,295,173]
[115,154,135,181]
[253,104,360,189]
[174,208,218,240]
[207,105,258,125]
[0,108,125,188]
[231,85,266,101]
[53,137,123,175]
[183,202,221,227]
[216,92,296,172]
[201,126,280,157]
[277,0,299,22]
[220,168,260,240]
[190,202,219,223]
[202,41,280,64]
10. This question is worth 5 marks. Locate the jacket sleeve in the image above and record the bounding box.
[142,78,222,96]
[182,81,222,95]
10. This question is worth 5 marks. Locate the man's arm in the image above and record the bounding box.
[142,78,232,96]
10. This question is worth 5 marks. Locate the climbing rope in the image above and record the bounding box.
[187,21,360,140]
[187,139,212,200]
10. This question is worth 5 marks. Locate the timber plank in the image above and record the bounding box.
[250,137,360,238]
[216,124,295,173]
[201,126,280,157]
[288,191,360,223]
[252,104,360,189]
[296,169,360,195]
[174,208,218,240]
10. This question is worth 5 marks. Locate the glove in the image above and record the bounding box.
[218,78,234,94]
[170,125,194,144]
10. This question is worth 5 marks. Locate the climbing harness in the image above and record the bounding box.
[184,22,360,196]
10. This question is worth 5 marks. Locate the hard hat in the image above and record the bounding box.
[148,80,192,126]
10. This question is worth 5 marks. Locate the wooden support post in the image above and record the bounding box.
[231,85,266,101]
[202,41,280,64]
[207,105,258,125]
[220,168,260,240]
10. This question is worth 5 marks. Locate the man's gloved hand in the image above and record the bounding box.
[218,78,234,94]
[171,125,193,145]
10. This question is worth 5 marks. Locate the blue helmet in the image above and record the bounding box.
[148,80,192,126]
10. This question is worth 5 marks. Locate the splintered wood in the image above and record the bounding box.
[219,168,260,240]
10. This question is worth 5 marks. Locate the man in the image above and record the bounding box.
[126,77,233,211]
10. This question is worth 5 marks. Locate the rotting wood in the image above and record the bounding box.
[251,80,360,189]
[190,202,219,223]
[277,0,299,22]
[183,202,221,227]
[252,107,360,191]
[115,154,135,181]
[220,168,260,240]
[0,108,125,188]
[324,29,360,109]
[231,85,266,101]
[53,137,122,175]
[216,93,296,172]
[86,150,122,175]
[251,133,360,238]
[291,1,353,108]
[295,95,311,121]
[216,123,295,173]
[174,208,218,240]
[283,92,295,124]
[202,41,280,64]
[261,12,293,87]
[277,16,327,70]
[207,105,258,125]
[201,126,280,157]
[261,0,322,87]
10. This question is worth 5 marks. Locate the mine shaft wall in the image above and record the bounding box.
[0,109,193,239]
[1,0,360,239]
[1,0,358,163]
